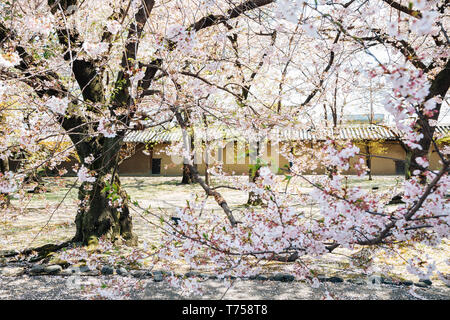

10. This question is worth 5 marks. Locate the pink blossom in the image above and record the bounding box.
[106,20,122,35]
[0,52,21,68]
[82,41,109,58]
[45,96,69,115]
[77,165,96,183]
[410,11,438,36]
[0,171,18,193]
[97,118,117,138]
[415,157,429,168]
[24,15,54,37]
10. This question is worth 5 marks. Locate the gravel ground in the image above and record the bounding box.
[0,274,448,300]
[1,176,449,301]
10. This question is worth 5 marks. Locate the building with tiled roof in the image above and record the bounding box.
[118,124,449,176]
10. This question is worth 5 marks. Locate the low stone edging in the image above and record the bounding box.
[0,264,438,289]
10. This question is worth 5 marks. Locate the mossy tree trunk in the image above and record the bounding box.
[71,137,137,246]
[60,34,138,245]
[73,172,136,245]
[247,166,263,206]
[1,0,156,246]
[58,0,156,245]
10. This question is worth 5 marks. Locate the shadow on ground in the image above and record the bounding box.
[0,275,448,300]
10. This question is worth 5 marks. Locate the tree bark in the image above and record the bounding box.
[181,111,196,184]
[0,158,10,208]
[181,163,196,184]
[73,171,137,245]
[404,59,450,182]
[247,141,263,206]
[365,143,372,181]
[71,137,136,245]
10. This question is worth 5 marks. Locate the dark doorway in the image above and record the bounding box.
[394,160,405,175]
[151,158,161,175]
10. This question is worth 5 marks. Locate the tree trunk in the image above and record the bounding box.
[181,118,196,184]
[404,59,450,182]
[0,158,8,174]
[73,172,137,246]
[71,136,137,246]
[181,163,196,184]
[0,158,10,208]
[247,141,263,206]
[205,162,210,186]
[247,166,263,206]
[365,143,372,181]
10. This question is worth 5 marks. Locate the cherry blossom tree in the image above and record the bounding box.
[0,0,449,295]
[148,0,450,291]
[0,0,282,246]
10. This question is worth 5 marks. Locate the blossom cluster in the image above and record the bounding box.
[0,51,21,69]
[321,141,360,172]
[45,96,70,115]
[23,15,54,37]
[97,117,117,138]
[77,165,96,183]
[0,171,19,194]
[383,67,437,150]
[82,41,109,58]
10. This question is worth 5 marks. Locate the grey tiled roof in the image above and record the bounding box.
[124,125,450,143]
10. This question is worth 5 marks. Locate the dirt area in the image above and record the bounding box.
[0,175,449,291]
[0,274,448,300]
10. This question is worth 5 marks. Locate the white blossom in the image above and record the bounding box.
[0,171,18,193]
[77,165,96,183]
[410,11,438,36]
[45,96,69,115]
[0,52,21,69]
[23,15,54,37]
[106,20,122,35]
[415,157,429,168]
[82,41,109,58]
[84,154,95,164]
[97,117,117,138]
[412,0,428,10]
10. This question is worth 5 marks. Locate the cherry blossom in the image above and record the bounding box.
[84,154,95,165]
[97,118,117,138]
[0,171,19,194]
[0,0,448,298]
[0,51,21,68]
[77,165,96,183]
[82,41,109,58]
[45,96,69,115]
[106,20,122,35]
[410,10,439,36]
[415,157,429,168]
[23,15,54,37]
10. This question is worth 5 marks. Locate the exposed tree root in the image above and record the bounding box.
[0,241,73,261]
[268,252,299,262]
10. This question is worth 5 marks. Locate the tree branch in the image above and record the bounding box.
[381,0,422,18]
